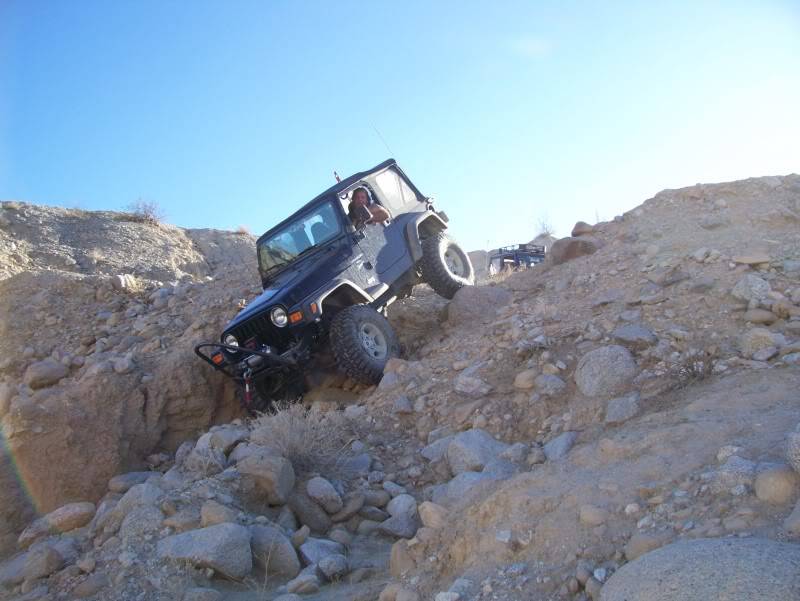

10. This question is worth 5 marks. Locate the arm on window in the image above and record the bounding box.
[368,204,391,223]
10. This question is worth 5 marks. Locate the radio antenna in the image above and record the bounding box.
[371,123,395,157]
[333,171,341,182]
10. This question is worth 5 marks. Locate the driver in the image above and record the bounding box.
[348,187,390,226]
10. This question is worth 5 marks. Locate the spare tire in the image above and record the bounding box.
[329,305,400,384]
[420,232,475,299]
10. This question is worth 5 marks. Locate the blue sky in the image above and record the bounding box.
[1,1,799,251]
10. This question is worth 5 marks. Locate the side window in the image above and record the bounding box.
[372,169,419,213]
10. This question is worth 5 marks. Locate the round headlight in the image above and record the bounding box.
[223,334,239,347]
[270,307,288,327]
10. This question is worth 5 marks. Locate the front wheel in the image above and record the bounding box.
[329,305,400,384]
[420,232,475,299]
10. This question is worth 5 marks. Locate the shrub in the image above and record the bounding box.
[123,199,165,224]
[250,403,357,478]
[235,225,251,236]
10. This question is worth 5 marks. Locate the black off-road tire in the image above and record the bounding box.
[419,232,475,299]
[329,305,400,384]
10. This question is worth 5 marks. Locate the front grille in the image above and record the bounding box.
[229,312,290,352]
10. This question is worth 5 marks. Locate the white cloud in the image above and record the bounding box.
[507,35,552,59]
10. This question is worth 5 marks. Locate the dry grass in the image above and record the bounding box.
[121,199,165,225]
[235,225,252,235]
[250,403,357,478]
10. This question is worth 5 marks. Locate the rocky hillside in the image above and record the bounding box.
[1,173,800,601]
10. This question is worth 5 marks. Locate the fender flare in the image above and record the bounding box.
[405,212,448,262]
[314,280,373,315]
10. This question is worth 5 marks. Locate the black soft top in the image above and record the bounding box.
[256,158,398,246]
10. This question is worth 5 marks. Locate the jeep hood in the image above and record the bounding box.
[224,245,351,332]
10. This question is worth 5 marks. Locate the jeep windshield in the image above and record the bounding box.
[257,200,342,279]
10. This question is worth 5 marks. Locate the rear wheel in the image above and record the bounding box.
[329,305,400,384]
[420,232,475,299]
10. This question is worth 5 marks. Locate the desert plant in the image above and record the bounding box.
[667,347,718,388]
[123,198,165,224]
[535,215,555,237]
[235,225,252,235]
[250,403,357,478]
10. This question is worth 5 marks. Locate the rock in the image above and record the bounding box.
[743,309,777,324]
[156,523,253,579]
[108,471,152,493]
[752,346,778,361]
[733,253,771,265]
[418,501,448,529]
[273,596,302,601]
[624,532,671,560]
[453,373,492,397]
[387,493,418,517]
[392,395,414,414]
[513,369,538,389]
[571,221,594,236]
[286,572,320,594]
[787,432,800,474]
[390,540,415,577]
[18,502,95,549]
[330,492,365,522]
[605,392,641,425]
[23,359,69,389]
[574,345,637,397]
[612,324,657,348]
[298,537,345,565]
[208,425,249,454]
[579,504,608,526]
[318,553,348,580]
[119,505,164,540]
[182,588,222,601]
[446,428,509,475]
[600,538,800,601]
[447,286,512,325]
[72,572,109,598]
[711,456,756,493]
[739,328,780,358]
[306,477,343,514]
[785,499,800,535]
[544,431,577,461]
[249,525,300,579]
[549,236,600,265]
[421,435,454,463]
[378,513,419,539]
[22,544,64,581]
[731,274,771,302]
[431,472,496,506]
[183,446,227,477]
[754,464,798,504]
[397,591,422,601]
[435,593,461,601]
[200,500,238,527]
[534,374,566,397]
[364,489,391,507]
[237,452,295,505]
[288,489,333,534]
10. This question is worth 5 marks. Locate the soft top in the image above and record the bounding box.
[256,158,397,246]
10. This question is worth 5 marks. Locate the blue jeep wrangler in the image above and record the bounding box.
[196,159,474,410]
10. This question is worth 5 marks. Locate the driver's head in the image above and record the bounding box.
[351,187,369,208]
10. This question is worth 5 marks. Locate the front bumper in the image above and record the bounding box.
[194,342,297,382]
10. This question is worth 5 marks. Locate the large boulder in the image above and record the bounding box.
[600,538,800,600]
[23,359,69,389]
[548,236,600,265]
[249,525,300,579]
[447,285,512,325]
[157,523,253,579]
[446,429,509,475]
[237,451,295,505]
[574,345,637,397]
[18,502,95,549]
